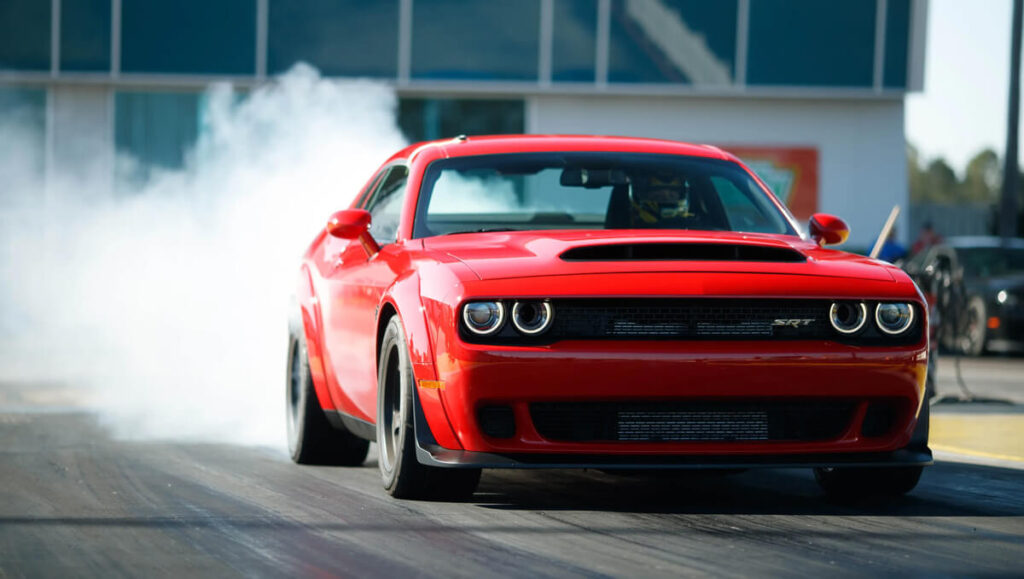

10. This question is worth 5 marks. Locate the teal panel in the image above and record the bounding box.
[268,0,398,77]
[115,92,200,184]
[398,98,524,143]
[61,0,112,72]
[884,0,911,88]
[608,0,737,84]
[121,0,255,75]
[0,88,46,197]
[747,0,876,87]
[411,0,540,81]
[553,0,597,82]
[0,0,50,71]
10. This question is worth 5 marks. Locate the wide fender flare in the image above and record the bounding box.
[294,263,335,411]
[381,273,463,450]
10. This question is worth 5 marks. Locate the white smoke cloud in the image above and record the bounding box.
[0,65,407,446]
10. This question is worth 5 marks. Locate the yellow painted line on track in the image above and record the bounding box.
[931,414,1024,462]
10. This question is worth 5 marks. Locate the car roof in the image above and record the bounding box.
[391,134,737,164]
[947,236,1024,250]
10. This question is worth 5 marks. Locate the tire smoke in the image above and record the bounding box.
[0,65,407,447]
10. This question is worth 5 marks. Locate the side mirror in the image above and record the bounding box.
[809,213,849,246]
[326,209,381,255]
[327,209,371,239]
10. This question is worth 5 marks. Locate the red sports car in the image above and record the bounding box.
[287,135,930,500]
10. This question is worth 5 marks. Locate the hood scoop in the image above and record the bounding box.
[560,243,806,263]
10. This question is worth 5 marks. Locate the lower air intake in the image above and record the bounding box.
[530,401,855,442]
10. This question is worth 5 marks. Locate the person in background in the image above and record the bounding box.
[911,221,944,255]
[878,227,908,263]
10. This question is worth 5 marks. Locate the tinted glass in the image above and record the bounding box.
[608,0,736,85]
[115,91,200,184]
[747,0,875,87]
[553,0,597,82]
[365,166,409,244]
[121,0,255,75]
[398,98,524,143]
[0,0,50,71]
[957,248,1024,277]
[0,88,46,206]
[268,0,398,77]
[411,0,540,81]
[61,0,112,71]
[414,153,794,237]
[883,0,911,89]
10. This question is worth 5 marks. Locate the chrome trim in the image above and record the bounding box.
[462,301,505,336]
[511,301,554,335]
[829,302,867,334]
[875,302,915,335]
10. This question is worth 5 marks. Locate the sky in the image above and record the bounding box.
[906,0,1015,173]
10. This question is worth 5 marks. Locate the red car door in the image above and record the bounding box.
[319,165,410,423]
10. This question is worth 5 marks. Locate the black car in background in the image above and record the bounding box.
[905,236,1024,356]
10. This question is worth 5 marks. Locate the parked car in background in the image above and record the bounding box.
[904,236,1024,356]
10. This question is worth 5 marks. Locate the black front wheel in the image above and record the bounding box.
[286,325,369,466]
[377,316,481,500]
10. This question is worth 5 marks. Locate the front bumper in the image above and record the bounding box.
[422,337,929,461]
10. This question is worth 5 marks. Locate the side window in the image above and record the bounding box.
[363,165,409,244]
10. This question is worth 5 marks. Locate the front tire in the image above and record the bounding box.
[814,466,923,499]
[961,296,987,356]
[377,316,480,500]
[286,326,369,466]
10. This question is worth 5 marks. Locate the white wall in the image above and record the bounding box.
[526,95,908,249]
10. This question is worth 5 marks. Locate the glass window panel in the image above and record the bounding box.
[552,0,597,82]
[0,0,50,71]
[411,0,540,81]
[114,91,200,185]
[608,0,736,85]
[121,0,255,75]
[398,98,525,143]
[268,0,398,77]
[884,0,911,89]
[0,89,46,205]
[747,0,876,87]
[61,0,112,72]
[364,166,409,244]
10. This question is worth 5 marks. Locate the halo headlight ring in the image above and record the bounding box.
[829,301,868,335]
[511,300,554,335]
[875,302,915,335]
[462,301,506,336]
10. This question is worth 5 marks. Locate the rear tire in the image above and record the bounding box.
[814,466,923,499]
[377,316,481,500]
[286,325,369,466]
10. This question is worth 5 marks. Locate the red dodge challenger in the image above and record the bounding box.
[287,135,930,500]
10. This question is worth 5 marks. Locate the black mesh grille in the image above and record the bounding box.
[530,401,856,442]
[552,299,829,340]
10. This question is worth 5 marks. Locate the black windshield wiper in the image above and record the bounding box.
[443,227,519,235]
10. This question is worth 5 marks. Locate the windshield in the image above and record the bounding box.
[957,247,1024,277]
[412,153,796,238]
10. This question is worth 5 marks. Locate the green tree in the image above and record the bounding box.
[962,149,1001,202]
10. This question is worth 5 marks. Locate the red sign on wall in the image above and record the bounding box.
[718,146,819,221]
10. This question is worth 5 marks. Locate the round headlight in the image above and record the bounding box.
[511,301,554,335]
[462,301,505,335]
[829,301,867,334]
[875,303,914,335]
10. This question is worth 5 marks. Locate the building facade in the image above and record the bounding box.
[0,0,926,247]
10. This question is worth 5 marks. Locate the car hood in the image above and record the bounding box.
[422,230,896,282]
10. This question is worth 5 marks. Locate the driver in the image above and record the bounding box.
[629,173,693,227]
